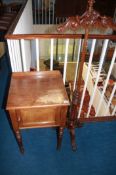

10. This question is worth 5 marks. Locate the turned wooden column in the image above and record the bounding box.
[57,0,115,151]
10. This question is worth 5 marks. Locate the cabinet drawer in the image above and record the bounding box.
[18,107,61,128]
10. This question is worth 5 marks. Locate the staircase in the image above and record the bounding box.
[0,2,21,40]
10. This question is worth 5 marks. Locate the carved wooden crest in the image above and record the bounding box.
[57,0,116,32]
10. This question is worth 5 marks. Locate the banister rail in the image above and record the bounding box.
[6,38,116,119]
[5,33,116,40]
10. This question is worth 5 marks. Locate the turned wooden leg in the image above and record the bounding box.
[69,122,77,151]
[57,127,64,150]
[8,110,24,154]
[68,89,81,151]
[15,130,24,154]
[56,127,59,140]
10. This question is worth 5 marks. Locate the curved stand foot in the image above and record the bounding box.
[72,143,77,152]
[69,124,77,151]
[76,120,84,128]
[20,146,24,154]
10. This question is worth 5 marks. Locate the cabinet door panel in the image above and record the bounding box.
[19,107,61,127]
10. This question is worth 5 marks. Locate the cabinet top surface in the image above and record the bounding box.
[6,71,69,110]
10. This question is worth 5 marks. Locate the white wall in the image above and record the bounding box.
[12,0,33,71]
[13,0,33,34]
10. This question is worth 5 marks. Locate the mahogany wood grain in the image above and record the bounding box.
[79,116,116,122]
[6,71,69,109]
[5,33,116,40]
[6,71,69,153]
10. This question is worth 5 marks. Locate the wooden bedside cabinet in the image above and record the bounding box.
[6,71,69,153]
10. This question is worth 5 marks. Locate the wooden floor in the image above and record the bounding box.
[38,59,77,81]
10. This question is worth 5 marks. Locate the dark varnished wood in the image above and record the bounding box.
[56,127,64,150]
[57,0,116,151]
[5,33,116,40]
[79,116,116,122]
[57,0,116,32]
[6,71,69,153]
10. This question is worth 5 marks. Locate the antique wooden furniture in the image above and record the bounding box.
[57,0,116,150]
[6,71,69,153]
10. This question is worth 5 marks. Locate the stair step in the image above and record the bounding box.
[0,22,9,27]
[3,12,16,16]
[0,20,9,24]
[0,25,8,30]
